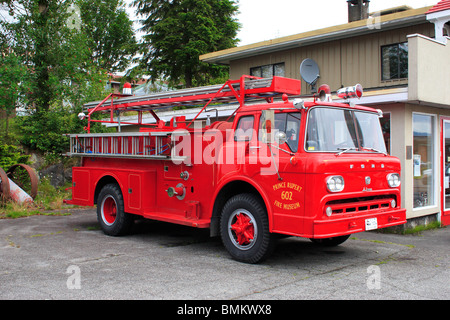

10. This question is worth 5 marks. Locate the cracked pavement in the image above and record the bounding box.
[0,208,448,300]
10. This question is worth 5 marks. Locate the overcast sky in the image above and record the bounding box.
[127,0,440,45]
[235,0,439,45]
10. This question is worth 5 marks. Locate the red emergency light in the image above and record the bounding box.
[123,82,133,95]
[337,84,363,100]
[317,84,332,102]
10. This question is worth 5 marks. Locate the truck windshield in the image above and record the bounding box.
[305,107,387,154]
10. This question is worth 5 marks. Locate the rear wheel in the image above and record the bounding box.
[220,194,275,264]
[97,183,133,236]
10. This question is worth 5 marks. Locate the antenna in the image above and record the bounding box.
[300,58,320,93]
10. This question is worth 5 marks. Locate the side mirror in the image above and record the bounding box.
[275,131,287,145]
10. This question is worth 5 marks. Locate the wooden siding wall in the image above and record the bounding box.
[230,23,434,94]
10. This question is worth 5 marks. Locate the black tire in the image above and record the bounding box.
[310,234,351,247]
[220,193,275,264]
[97,183,133,236]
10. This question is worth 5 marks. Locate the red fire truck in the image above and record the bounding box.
[65,75,406,263]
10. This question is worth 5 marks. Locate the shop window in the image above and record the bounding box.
[250,63,285,78]
[413,113,435,209]
[381,43,408,81]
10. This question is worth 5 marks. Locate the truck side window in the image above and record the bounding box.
[285,113,301,152]
[235,116,255,141]
[259,112,301,152]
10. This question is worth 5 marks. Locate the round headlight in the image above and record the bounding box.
[327,176,345,193]
[387,173,401,188]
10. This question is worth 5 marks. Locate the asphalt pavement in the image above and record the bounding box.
[0,207,448,301]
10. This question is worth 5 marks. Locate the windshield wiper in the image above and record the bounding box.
[361,147,387,156]
[336,147,358,156]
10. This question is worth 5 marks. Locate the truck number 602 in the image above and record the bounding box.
[281,191,293,201]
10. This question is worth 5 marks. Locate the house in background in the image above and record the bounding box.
[106,74,148,94]
[201,0,450,227]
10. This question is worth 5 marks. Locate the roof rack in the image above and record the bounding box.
[82,75,301,133]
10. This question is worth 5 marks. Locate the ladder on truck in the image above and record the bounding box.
[68,131,188,161]
[66,75,301,161]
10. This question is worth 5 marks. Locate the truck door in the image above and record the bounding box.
[217,115,255,178]
[252,110,306,235]
[253,111,302,178]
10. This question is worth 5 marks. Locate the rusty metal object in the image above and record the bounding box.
[6,164,39,200]
[0,166,10,200]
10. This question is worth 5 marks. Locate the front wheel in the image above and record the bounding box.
[220,194,275,264]
[97,183,133,236]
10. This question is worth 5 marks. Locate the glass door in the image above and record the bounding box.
[413,114,435,208]
[441,118,450,225]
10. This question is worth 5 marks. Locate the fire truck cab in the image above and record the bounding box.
[65,75,406,263]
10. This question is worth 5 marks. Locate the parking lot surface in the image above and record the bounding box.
[1,208,449,300]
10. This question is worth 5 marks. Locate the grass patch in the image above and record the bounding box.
[351,237,415,248]
[401,221,442,235]
[0,177,74,219]
[375,219,443,235]
[30,231,63,238]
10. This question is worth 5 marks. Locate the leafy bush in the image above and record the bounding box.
[16,111,78,156]
[16,108,114,161]
[0,142,29,169]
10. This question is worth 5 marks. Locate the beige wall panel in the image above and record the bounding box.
[409,34,450,107]
[229,23,434,94]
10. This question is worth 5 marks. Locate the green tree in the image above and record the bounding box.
[0,0,138,157]
[0,50,28,137]
[2,0,99,113]
[2,0,137,114]
[77,0,138,73]
[133,0,240,88]
[0,0,108,156]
